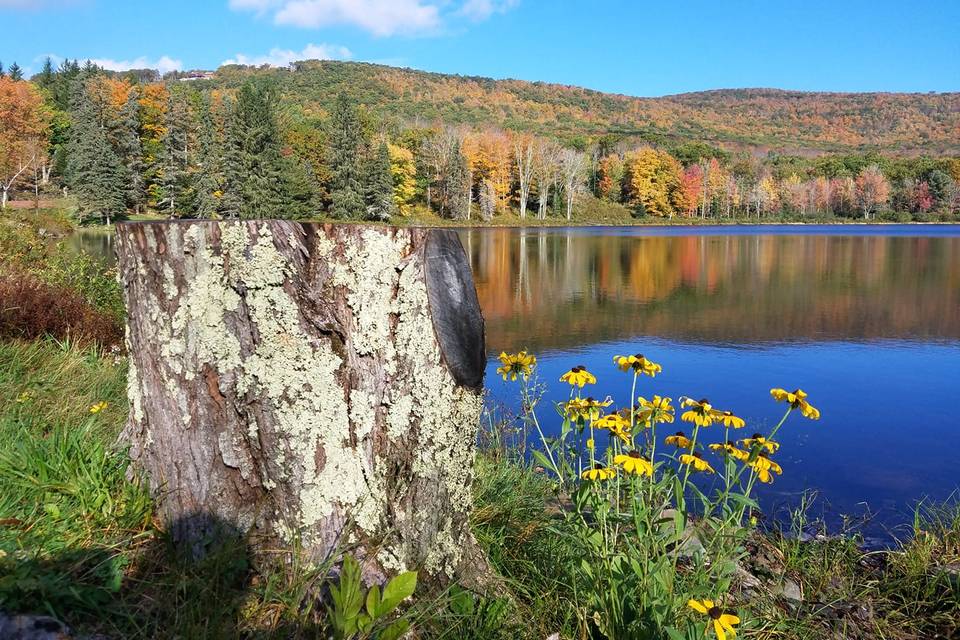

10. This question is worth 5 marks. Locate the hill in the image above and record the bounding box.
[207,61,960,154]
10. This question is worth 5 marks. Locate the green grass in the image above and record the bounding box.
[0,339,957,638]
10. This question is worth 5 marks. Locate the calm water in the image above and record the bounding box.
[465,225,960,544]
[74,224,960,542]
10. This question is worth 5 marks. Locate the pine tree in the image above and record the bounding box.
[158,92,192,217]
[193,96,220,219]
[221,81,316,220]
[35,57,55,90]
[363,141,397,221]
[7,63,23,81]
[66,74,126,224]
[326,94,366,219]
[113,88,146,213]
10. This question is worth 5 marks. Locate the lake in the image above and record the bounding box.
[467,225,960,544]
[74,224,960,543]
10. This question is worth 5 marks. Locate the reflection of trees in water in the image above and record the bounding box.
[462,228,960,351]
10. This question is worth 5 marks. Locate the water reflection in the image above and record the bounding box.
[462,226,960,351]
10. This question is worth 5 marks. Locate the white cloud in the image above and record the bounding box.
[89,55,183,75]
[222,42,352,67]
[459,0,517,21]
[230,0,441,36]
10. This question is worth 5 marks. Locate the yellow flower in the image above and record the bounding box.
[770,388,820,420]
[594,413,631,444]
[581,464,617,481]
[89,401,109,414]
[613,353,662,377]
[688,599,740,640]
[496,350,536,381]
[560,365,597,388]
[712,410,745,429]
[751,452,782,475]
[586,438,595,451]
[680,452,715,473]
[739,434,779,453]
[15,391,32,404]
[636,395,675,425]
[614,451,653,476]
[681,398,716,427]
[709,442,750,461]
[563,396,612,422]
[665,431,692,449]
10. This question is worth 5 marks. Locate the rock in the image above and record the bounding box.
[0,612,72,640]
[772,577,803,602]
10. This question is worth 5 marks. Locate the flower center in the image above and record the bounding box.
[628,450,642,458]
[708,606,722,619]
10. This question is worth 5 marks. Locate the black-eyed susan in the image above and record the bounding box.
[594,413,631,444]
[687,599,740,640]
[89,401,108,414]
[665,431,692,449]
[681,398,716,427]
[680,452,715,473]
[712,410,746,429]
[770,387,820,419]
[560,365,597,388]
[636,395,675,425]
[709,442,750,462]
[613,353,662,377]
[751,452,782,475]
[581,464,617,481]
[496,350,536,381]
[563,396,612,422]
[613,450,653,476]
[739,433,779,453]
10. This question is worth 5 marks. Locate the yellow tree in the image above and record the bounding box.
[621,147,684,217]
[388,143,417,214]
[0,77,50,208]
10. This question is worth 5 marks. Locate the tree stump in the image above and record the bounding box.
[116,221,486,582]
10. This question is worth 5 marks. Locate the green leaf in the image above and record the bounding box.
[378,619,410,640]
[531,449,557,476]
[378,571,417,617]
[366,584,381,618]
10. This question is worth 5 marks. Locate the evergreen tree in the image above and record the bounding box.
[158,92,192,217]
[35,57,55,90]
[113,88,146,213]
[65,74,126,224]
[193,96,221,219]
[326,94,366,219]
[222,81,315,219]
[8,63,23,81]
[363,141,397,221]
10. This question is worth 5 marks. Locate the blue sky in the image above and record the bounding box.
[2,0,958,96]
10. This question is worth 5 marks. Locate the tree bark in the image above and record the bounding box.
[116,221,486,583]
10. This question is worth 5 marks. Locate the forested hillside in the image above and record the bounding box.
[211,61,960,153]
[2,57,959,224]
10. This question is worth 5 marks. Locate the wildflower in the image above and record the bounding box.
[709,442,750,461]
[89,401,108,414]
[681,398,717,427]
[614,450,653,476]
[665,431,692,449]
[560,365,597,388]
[713,410,745,429]
[581,464,617,481]
[770,388,820,419]
[496,351,536,381]
[636,395,675,425]
[613,353,662,377]
[688,599,740,640]
[751,452,782,475]
[586,438,595,451]
[680,452,715,473]
[564,396,612,422]
[15,391,32,404]
[739,434,779,453]
[594,413,631,443]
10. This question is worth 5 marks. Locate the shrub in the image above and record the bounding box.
[0,269,123,346]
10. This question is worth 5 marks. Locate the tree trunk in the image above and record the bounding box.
[116,221,487,583]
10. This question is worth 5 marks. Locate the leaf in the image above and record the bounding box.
[378,570,416,617]
[531,449,557,476]
[366,584,381,618]
[378,619,410,640]
[665,626,687,640]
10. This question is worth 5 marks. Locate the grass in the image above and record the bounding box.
[1,344,958,638]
